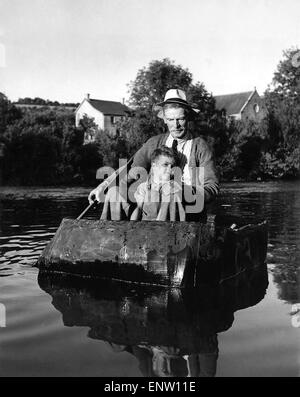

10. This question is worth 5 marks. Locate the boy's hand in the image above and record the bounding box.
[160,180,182,196]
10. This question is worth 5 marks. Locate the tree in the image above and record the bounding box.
[269,48,300,100]
[3,122,62,185]
[128,58,193,109]
[60,122,84,183]
[0,93,22,138]
[263,47,300,178]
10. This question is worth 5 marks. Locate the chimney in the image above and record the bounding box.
[85,93,90,100]
[122,98,125,105]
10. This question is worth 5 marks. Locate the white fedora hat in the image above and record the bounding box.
[154,88,200,119]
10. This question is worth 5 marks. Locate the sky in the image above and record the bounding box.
[0,0,299,103]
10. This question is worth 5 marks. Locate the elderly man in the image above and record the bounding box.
[88,88,219,221]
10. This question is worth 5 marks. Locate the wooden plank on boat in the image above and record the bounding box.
[36,217,268,288]
[37,217,216,287]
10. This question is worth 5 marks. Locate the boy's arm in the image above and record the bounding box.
[134,182,147,206]
[160,180,182,196]
[130,182,148,221]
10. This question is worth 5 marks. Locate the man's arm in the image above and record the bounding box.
[196,138,219,203]
[88,161,128,204]
[88,142,151,204]
[130,135,162,170]
[88,134,164,204]
[121,136,160,193]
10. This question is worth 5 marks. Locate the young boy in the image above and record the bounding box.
[130,146,185,221]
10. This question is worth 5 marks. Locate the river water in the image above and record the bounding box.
[0,182,299,377]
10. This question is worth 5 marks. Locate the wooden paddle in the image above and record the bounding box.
[77,201,97,220]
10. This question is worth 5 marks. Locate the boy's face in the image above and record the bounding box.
[152,155,175,182]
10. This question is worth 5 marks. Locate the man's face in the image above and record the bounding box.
[152,155,175,183]
[163,107,188,139]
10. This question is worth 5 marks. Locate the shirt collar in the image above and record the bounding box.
[167,132,191,145]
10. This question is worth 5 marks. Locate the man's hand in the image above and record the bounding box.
[88,182,107,204]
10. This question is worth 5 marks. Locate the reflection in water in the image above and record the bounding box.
[38,264,268,377]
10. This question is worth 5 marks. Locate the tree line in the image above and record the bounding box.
[0,49,299,186]
[16,97,79,107]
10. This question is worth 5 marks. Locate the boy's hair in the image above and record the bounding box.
[151,146,176,164]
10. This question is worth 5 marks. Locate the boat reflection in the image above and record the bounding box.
[38,264,268,377]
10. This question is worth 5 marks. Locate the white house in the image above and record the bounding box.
[214,89,267,121]
[75,94,132,142]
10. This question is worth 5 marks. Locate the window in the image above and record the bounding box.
[254,104,260,113]
[110,116,115,124]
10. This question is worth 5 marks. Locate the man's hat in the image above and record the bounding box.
[154,89,200,119]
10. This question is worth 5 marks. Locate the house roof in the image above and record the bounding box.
[214,91,254,115]
[88,99,131,116]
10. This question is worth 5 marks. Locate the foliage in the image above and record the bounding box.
[3,122,62,185]
[0,103,102,186]
[269,47,300,100]
[262,48,300,179]
[0,93,22,138]
[128,58,193,109]
[17,97,79,107]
